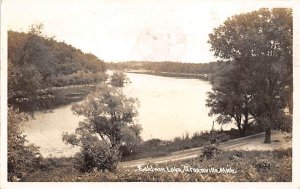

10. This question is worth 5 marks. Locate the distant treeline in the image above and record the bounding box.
[8,26,107,111]
[106,61,233,81]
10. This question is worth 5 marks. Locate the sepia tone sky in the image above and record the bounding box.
[4,0,290,63]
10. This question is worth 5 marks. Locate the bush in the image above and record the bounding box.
[143,138,163,147]
[209,132,230,144]
[229,151,244,162]
[200,144,221,159]
[118,125,143,157]
[73,133,119,172]
[110,71,127,87]
[254,159,272,170]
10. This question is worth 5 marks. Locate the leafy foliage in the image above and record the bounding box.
[200,144,221,159]
[110,71,128,87]
[206,64,255,136]
[209,132,230,144]
[50,70,107,87]
[207,8,293,142]
[8,107,42,181]
[119,125,143,157]
[63,85,142,171]
[8,24,107,111]
[71,132,119,172]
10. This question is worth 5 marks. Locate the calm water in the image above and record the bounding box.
[24,73,232,157]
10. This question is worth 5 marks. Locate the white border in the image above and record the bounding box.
[292,1,300,187]
[1,0,8,187]
[1,0,300,189]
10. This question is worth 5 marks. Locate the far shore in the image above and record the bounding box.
[124,69,210,80]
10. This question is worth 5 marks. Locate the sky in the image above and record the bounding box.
[3,0,292,63]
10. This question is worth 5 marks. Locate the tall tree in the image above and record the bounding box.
[206,63,255,136]
[208,8,292,143]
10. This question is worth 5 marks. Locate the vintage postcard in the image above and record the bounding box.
[0,0,299,188]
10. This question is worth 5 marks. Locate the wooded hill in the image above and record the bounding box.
[8,26,107,111]
[8,30,107,88]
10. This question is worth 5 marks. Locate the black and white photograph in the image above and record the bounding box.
[0,0,299,188]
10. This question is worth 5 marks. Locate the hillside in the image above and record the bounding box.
[8,29,107,111]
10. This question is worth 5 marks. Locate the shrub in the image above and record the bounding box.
[200,144,221,159]
[254,159,272,170]
[73,133,119,172]
[144,138,163,147]
[229,151,244,162]
[110,71,127,87]
[119,125,143,157]
[209,132,230,144]
[191,131,209,140]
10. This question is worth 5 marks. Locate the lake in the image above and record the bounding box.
[24,73,233,157]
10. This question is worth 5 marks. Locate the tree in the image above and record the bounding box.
[8,107,42,181]
[110,71,127,87]
[208,8,292,143]
[8,24,53,111]
[206,63,255,136]
[63,85,142,171]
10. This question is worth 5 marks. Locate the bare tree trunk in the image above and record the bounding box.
[241,126,247,137]
[235,116,243,137]
[264,127,271,143]
[237,122,243,137]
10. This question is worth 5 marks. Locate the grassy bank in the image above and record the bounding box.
[13,85,96,112]
[22,148,292,182]
[53,84,96,106]
[121,126,263,161]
